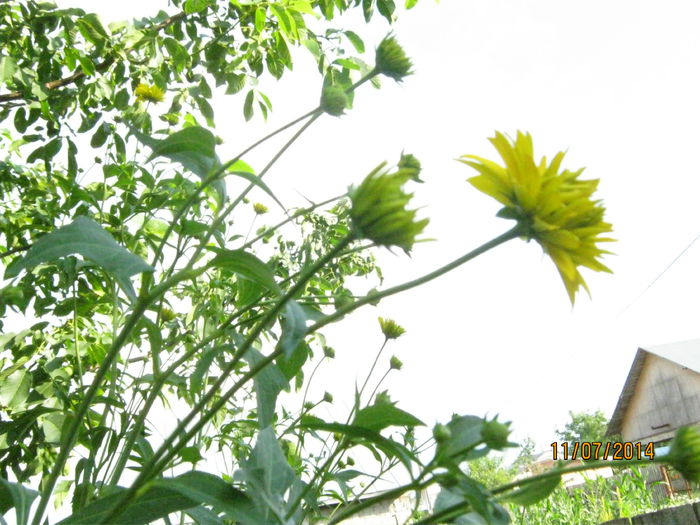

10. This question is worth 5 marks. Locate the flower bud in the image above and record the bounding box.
[389,355,403,370]
[350,163,428,253]
[323,391,334,403]
[481,416,512,450]
[398,152,423,183]
[320,85,349,116]
[379,317,406,340]
[323,346,336,359]
[666,426,700,483]
[303,401,314,410]
[161,307,176,322]
[433,423,452,443]
[375,34,413,82]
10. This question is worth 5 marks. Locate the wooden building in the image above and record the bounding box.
[606,339,700,497]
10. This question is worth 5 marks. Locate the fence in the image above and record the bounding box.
[601,502,700,525]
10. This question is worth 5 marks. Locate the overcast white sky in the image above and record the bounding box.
[55,0,700,453]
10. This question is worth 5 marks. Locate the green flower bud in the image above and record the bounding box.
[320,85,349,116]
[350,163,428,253]
[378,317,406,340]
[398,151,423,182]
[161,307,176,322]
[303,401,314,410]
[481,416,512,450]
[375,34,413,82]
[323,346,336,359]
[667,426,700,483]
[389,355,403,370]
[346,456,355,466]
[323,391,334,403]
[433,423,452,443]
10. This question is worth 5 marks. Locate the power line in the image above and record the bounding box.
[617,232,700,317]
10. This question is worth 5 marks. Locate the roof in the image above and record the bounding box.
[606,339,700,437]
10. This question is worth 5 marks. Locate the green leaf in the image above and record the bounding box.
[5,216,154,301]
[279,300,307,358]
[405,0,418,7]
[353,403,424,432]
[244,348,287,428]
[185,506,224,525]
[436,415,489,466]
[225,73,246,95]
[237,426,296,521]
[344,30,365,53]
[270,4,295,39]
[299,416,415,470]
[0,369,31,410]
[135,126,217,179]
[56,485,196,525]
[504,474,562,506]
[90,122,109,148]
[243,89,255,121]
[0,56,18,83]
[184,0,213,13]
[76,54,96,76]
[376,0,396,22]
[179,446,204,464]
[255,6,267,33]
[0,478,38,525]
[154,471,267,525]
[209,249,280,294]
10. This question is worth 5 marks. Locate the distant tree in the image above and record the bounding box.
[556,409,612,444]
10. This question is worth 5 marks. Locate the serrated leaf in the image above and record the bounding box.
[353,403,424,432]
[5,216,154,301]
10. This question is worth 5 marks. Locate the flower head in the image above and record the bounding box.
[253,202,268,215]
[134,83,165,104]
[350,162,428,253]
[481,416,513,451]
[378,317,405,339]
[320,85,349,116]
[375,34,413,82]
[459,132,614,304]
[389,355,403,370]
[666,426,700,483]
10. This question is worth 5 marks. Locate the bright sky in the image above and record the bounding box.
[55,0,700,454]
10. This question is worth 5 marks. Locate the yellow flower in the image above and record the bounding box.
[253,202,268,215]
[459,132,614,304]
[134,83,165,103]
[378,317,405,339]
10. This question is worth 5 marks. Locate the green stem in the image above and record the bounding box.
[308,226,522,334]
[99,235,354,523]
[29,266,208,525]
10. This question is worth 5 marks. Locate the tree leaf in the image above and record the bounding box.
[353,402,424,432]
[0,369,31,410]
[344,30,365,53]
[4,216,154,301]
[243,89,255,121]
[0,478,38,525]
[209,249,280,294]
[226,168,287,213]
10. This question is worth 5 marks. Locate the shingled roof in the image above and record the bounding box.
[606,339,700,437]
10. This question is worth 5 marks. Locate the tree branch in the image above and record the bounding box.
[0,11,187,103]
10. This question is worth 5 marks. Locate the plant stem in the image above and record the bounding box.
[98,235,354,523]
[29,266,208,525]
